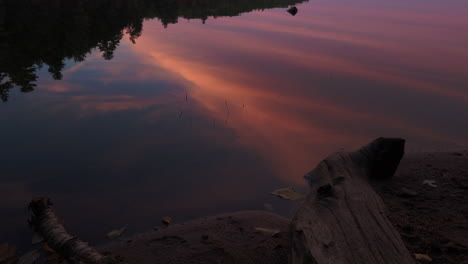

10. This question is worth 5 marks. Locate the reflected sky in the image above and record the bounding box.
[1,0,468,250]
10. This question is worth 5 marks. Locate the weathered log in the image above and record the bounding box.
[291,137,414,264]
[28,197,117,264]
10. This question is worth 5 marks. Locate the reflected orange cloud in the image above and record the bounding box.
[41,82,86,93]
[71,94,177,111]
[49,1,468,183]
[123,20,467,181]
[139,13,468,101]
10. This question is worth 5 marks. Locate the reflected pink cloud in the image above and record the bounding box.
[122,16,468,181]
[140,15,468,100]
[42,82,83,93]
[222,5,468,76]
[39,1,468,183]
[71,94,176,111]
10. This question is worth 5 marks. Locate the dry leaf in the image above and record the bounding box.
[161,216,172,226]
[255,227,280,237]
[271,188,304,200]
[414,253,432,263]
[17,250,40,264]
[0,243,16,262]
[422,180,437,188]
[106,226,127,239]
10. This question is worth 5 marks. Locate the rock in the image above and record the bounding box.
[287,6,298,16]
[414,253,432,263]
[254,227,280,237]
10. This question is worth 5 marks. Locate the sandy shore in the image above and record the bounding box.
[373,151,468,264]
[97,151,468,264]
[5,151,465,264]
[102,211,290,264]
[98,151,468,264]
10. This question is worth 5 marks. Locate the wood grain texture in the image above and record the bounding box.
[291,138,414,264]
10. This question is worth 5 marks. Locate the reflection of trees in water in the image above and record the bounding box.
[0,0,146,101]
[0,0,306,102]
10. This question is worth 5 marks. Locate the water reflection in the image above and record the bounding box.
[0,0,306,101]
[1,0,468,253]
[123,6,468,179]
[0,0,309,250]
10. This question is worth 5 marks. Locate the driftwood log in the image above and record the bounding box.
[291,138,414,264]
[28,197,117,264]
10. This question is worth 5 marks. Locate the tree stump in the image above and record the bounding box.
[291,138,414,264]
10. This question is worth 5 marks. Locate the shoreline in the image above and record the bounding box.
[2,150,467,264]
[100,151,468,264]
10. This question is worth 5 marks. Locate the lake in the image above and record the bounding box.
[1,0,467,251]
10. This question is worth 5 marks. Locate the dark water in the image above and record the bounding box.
[1,0,468,251]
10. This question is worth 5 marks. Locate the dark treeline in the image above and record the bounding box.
[0,0,306,101]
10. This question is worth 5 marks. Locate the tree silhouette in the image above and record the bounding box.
[0,0,307,101]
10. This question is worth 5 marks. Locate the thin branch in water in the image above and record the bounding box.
[224,100,230,115]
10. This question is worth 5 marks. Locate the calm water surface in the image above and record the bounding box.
[1,0,468,250]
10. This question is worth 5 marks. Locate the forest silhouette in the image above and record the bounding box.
[0,0,306,101]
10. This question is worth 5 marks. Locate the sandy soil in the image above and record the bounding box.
[373,151,468,264]
[102,211,291,264]
[102,151,468,264]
